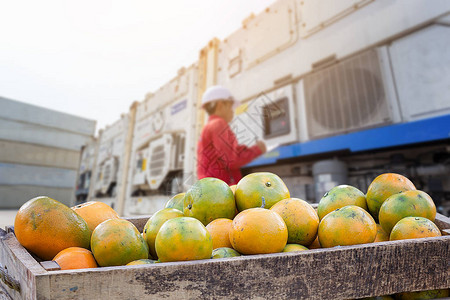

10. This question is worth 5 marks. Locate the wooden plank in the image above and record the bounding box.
[40,236,450,300]
[0,284,13,300]
[0,230,49,300]
[40,261,61,272]
[434,213,450,231]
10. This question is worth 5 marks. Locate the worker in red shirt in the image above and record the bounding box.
[197,86,266,185]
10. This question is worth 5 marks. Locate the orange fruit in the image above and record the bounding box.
[126,259,157,266]
[235,172,290,211]
[282,244,308,252]
[366,173,416,221]
[270,198,319,246]
[143,208,184,259]
[72,201,120,232]
[205,218,233,249]
[309,236,321,249]
[378,190,436,234]
[374,224,389,242]
[229,184,238,216]
[164,193,185,212]
[317,185,367,220]
[184,177,236,225]
[91,218,149,267]
[389,217,441,241]
[53,247,98,270]
[229,208,288,255]
[229,185,237,194]
[318,205,377,248]
[14,196,91,260]
[395,289,449,299]
[155,217,213,262]
[211,247,241,259]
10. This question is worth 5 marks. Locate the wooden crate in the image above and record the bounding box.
[1,214,449,300]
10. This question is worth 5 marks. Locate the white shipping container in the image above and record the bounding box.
[0,118,92,151]
[124,64,198,216]
[0,97,95,136]
[0,140,80,170]
[0,163,77,189]
[73,136,99,205]
[0,185,73,208]
[91,116,129,197]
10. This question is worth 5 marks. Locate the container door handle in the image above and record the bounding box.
[0,265,21,293]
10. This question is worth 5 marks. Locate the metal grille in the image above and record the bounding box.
[304,49,391,139]
[175,134,185,169]
[149,145,165,177]
[102,164,111,185]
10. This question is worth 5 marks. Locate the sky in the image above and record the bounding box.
[0,0,275,133]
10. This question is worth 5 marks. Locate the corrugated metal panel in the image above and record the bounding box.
[0,140,80,169]
[0,118,90,151]
[0,96,96,135]
[0,185,73,208]
[0,163,76,188]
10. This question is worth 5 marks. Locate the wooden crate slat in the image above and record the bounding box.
[0,284,13,300]
[0,231,49,300]
[39,236,450,300]
[434,213,450,231]
[40,261,61,272]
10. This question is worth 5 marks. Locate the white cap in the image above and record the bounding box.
[201,86,238,108]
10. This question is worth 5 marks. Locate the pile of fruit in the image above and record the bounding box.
[13,172,448,297]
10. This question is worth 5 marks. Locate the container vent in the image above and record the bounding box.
[174,133,185,170]
[149,145,165,177]
[304,49,392,139]
[103,164,111,185]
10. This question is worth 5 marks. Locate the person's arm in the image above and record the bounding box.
[211,120,264,169]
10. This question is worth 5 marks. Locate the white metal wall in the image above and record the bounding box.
[0,97,96,208]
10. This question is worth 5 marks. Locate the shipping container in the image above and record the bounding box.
[213,0,450,215]
[123,65,199,216]
[78,103,138,214]
[0,97,96,208]
[73,137,99,205]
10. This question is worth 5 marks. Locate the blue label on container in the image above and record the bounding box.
[171,99,187,115]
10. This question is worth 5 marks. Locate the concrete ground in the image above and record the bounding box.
[0,210,18,230]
